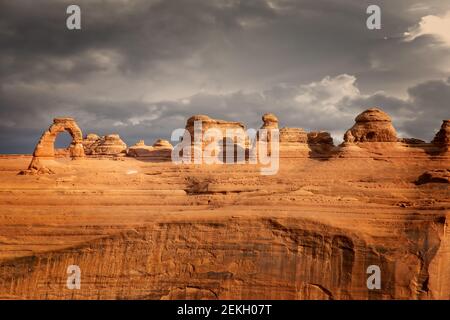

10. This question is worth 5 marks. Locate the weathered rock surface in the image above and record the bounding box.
[257,113,280,158]
[185,115,247,147]
[1,215,447,300]
[344,108,398,143]
[18,158,55,175]
[3,109,450,300]
[127,140,153,157]
[261,113,279,129]
[152,139,173,149]
[182,115,248,162]
[336,142,373,158]
[127,139,173,159]
[280,128,307,144]
[416,169,450,185]
[1,153,449,299]
[82,133,101,155]
[277,127,311,158]
[84,134,127,155]
[307,131,334,145]
[432,120,450,146]
[432,120,450,154]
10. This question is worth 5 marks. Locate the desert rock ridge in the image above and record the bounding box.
[0,107,449,300]
[22,108,450,171]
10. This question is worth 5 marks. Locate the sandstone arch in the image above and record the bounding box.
[33,118,85,159]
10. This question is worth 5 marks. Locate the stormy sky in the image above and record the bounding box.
[1,0,449,153]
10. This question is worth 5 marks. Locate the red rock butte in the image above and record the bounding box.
[0,107,449,300]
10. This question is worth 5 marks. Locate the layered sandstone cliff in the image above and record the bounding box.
[279,128,308,144]
[4,108,449,300]
[2,152,449,299]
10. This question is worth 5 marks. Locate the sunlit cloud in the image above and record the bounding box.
[404,11,450,46]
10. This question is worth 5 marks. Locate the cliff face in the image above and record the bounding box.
[1,108,449,300]
[0,215,447,300]
[0,152,449,300]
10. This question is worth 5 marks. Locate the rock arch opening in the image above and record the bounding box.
[54,131,73,157]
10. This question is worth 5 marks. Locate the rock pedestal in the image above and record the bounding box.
[261,113,279,130]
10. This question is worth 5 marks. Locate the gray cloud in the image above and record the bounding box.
[0,0,449,152]
[2,74,448,153]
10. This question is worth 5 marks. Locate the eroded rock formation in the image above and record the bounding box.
[20,118,85,175]
[127,139,173,159]
[277,127,310,158]
[279,128,307,144]
[127,140,151,157]
[23,110,450,165]
[308,131,334,145]
[18,158,55,175]
[432,120,450,153]
[185,115,247,147]
[33,118,85,159]
[182,115,248,161]
[344,108,397,143]
[432,120,450,145]
[82,134,101,155]
[153,139,173,149]
[84,134,127,155]
[261,113,279,129]
[4,152,450,299]
[6,107,450,299]
[149,139,173,160]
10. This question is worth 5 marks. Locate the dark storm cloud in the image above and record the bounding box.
[5,74,442,152]
[141,75,449,143]
[402,77,450,139]
[0,0,449,153]
[0,73,448,153]
[0,0,278,81]
[1,0,448,86]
